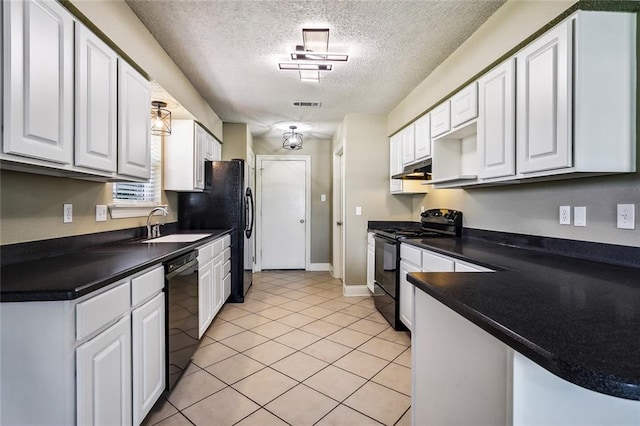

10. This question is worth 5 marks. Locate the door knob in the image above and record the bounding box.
[300,219,305,223]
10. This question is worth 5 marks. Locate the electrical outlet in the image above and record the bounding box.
[421,206,425,213]
[574,206,586,227]
[63,204,73,223]
[96,205,107,222]
[559,206,571,225]
[617,204,635,230]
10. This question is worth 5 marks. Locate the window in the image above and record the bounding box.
[110,135,164,217]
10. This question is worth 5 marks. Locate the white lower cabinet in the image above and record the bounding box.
[0,265,165,426]
[132,292,165,425]
[77,315,132,426]
[198,243,214,338]
[399,260,419,331]
[366,232,375,292]
[198,235,232,337]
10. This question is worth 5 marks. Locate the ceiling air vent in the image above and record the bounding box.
[292,101,322,108]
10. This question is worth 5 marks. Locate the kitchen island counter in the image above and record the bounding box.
[0,229,231,302]
[405,236,640,401]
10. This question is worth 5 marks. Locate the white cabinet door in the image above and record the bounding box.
[414,114,431,160]
[451,82,478,128]
[223,271,231,301]
[76,315,132,426]
[75,24,117,173]
[214,140,222,161]
[399,260,420,331]
[4,0,74,164]
[198,260,213,338]
[478,58,516,179]
[118,59,151,179]
[194,125,206,189]
[366,243,375,292]
[430,101,451,138]
[389,133,403,193]
[212,253,224,317]
[132,293,165,426]
[401,125,415,165]
[516,19,572,174]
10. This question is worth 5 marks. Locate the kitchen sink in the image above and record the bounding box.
[142,234,211,243]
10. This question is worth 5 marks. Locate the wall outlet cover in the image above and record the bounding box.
[63,204,73,223]
[355,206,362,216]
[617,204,635,230]
[559,206,571,225]
[574,206,586,227]
[96,205,108,222]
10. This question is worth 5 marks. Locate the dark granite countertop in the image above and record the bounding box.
[404,237,640,401]
[0,229,231,302]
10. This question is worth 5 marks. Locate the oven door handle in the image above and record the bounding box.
[166,259,198,280]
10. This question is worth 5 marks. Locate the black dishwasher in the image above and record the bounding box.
[164,251,199,390]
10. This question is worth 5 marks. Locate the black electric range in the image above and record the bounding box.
[372,209,462,330]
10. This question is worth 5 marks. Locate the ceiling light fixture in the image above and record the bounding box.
[283,125,303,150]
[278,28,348,82]
[151,101,171,135]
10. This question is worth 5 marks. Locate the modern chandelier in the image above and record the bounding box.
[283,125,303,150]
[151,101,172,136]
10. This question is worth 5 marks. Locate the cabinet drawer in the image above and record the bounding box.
[223,247,231,262]
[77,281,131,340]
[131,266,164,307]
[222,234,231,248]
[455,261,493,272]
[422,251,455,272]
[400,244,422,266]
[198,242,214,262]
[213,238,224,256]
[223,259,231,277]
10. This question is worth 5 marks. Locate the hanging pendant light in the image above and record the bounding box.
[151,101,172,135]
[283,125,303,150]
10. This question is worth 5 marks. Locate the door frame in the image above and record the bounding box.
[331,144,345,280]
[255,155,311,272]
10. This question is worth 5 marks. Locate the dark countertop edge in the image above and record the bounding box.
[0,229,231,303]
[407,272,640,401]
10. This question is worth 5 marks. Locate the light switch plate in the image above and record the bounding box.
[617,204,635,230]
[321,194,326,202]
[96,205,107,222]
[574,206,586,227]
[355,206,362,216]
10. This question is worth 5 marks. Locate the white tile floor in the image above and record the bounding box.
[144,271,411,426]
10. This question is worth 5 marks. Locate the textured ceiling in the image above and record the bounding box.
[127,0,505,140]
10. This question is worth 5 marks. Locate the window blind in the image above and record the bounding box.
[112,135,162,204]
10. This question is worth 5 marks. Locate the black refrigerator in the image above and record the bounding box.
[178,159,254,302]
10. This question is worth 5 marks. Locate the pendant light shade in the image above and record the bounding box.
[151,101,172,136]
[283,125,303,150]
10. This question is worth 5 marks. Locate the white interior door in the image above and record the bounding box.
[332,147,344,280]
[260,158,307,269]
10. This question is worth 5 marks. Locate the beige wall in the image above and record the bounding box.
[389,0,640,248]
[253,138,332,264]
[69,0,223,139]
[337,114,414,286]
[222,123,251,161]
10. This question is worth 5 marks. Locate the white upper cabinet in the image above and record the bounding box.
[165,120,208,191]
[3,0,74,164]
[516,19,572,174]
[477,58,516,179]
[75,23,118,173]
[414,113,432,161]
[389,133,403,193]
[451,82,478,128]
[430,101,451,138]
[400,124,415,165]
[117,59,151,179]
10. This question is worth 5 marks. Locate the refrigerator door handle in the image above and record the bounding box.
[245,187,255,238]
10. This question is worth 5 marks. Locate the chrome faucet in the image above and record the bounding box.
[146,207,169,238]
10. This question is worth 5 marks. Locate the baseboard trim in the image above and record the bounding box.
[343,284,371,297]
[307,263,330,271]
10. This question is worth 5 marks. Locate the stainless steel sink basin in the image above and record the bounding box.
[142,234,211,243]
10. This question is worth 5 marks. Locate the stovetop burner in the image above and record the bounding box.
[374,209,463,240]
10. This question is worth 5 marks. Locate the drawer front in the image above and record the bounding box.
[422,251,455,272]
[213,238,224,257]
[76,281,131,341]
[400,244,422,266]
[131,265,164,307]
[455,261,493,272]
[222,234,231,248]
[223,259,231,277]
[223,247,231,262]
[198,242,214,262]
